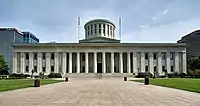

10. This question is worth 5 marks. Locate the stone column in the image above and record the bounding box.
[92,24,95,35]
[76,52,80,73]
[94,52,97,73]
[12,52,17,73]
[46,52,51,74]
[69,52,72,73]
[182,52,187,74]
[29,52,34,74]
[127,52,131,73]
[102,52,106,73]
[54,52,59,73]
[166,52,171,73]
[105,24,108,37]
[85,52,89,73]
[20,52,25,73]
[37,52,42,73]
[112,27,115,39]
[119,52,123,73]
[157,52,162,75]
[101,24,103,36]
[111,52,115,73]
[140,52,145,72]
[149,52,154,74]
[133,52,137,74]
[174,52,179,73]
[107,25,110,37]
[97,24,99,35]
[62,52,67,74]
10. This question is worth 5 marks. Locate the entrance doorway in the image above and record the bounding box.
[97,63,102,73]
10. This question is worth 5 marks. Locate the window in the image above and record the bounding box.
[42,53,46,59]
[82,55,85,61]
[34,66,37,73]
[153,53,157,60]
[170,53,174,60]
[26,66,29,73]
[25,53,29,60]
[103,24,105,35]
[51,53,54,59]
[51,66,54,73]
[90,25,93,34]
[110,26,112,35]
[162,53,166,60]
[162,66,166,72]
[145,53,148,60]
[145,66,148,72]
[154,66,157,72]
[34,53,37,60]
[107,25,109,35]
[43,66,46,73]
[94,24,97,34]
[171,66,174,72]
[99,24,101,34]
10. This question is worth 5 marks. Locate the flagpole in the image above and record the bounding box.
[77,17,80,42]
[119,17,122,41]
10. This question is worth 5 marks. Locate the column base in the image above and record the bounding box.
[63,73,134,78]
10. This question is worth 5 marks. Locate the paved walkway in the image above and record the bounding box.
[0,78,200,106]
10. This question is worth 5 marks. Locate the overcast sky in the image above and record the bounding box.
[0,0,200,43]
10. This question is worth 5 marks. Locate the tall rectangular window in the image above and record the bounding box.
[171,66,174,72]
[162,53,166,60]
[51,53,54,59]
[94,24,97,34]
[51,66,54,73]
[34,53,37,60]
[145,66,148,72]
[26,66,29,73]
[170,53,174,60]
[153,53,157,60]
[25,53,29,60]
[42,53,46,60]
[43,66,46,73]
[162,66,166,72]
[34,66,37,73]
[145,53,148,60]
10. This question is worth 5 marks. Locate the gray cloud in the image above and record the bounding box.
[0,0,200,43]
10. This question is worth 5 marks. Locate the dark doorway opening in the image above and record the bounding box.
[97,63,102,73]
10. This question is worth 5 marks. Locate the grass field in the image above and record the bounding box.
[0,79,63,92]
[133,78,200,93]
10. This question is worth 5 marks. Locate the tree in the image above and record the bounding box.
[0,55,9,75]
[188,57,200,70]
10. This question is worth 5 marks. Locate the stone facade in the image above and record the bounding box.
[12,19,187,77]
[12,43,187,77]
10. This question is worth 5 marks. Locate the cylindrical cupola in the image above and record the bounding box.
[84,19,116,39]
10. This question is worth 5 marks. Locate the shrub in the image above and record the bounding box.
[9,73,30,79]
[135,72,153,78]
[48,73,62,78]
[187,69,200,78]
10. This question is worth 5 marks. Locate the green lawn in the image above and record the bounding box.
[133,78,200,93]
[0,79,63,92]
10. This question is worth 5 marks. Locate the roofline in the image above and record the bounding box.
[84,19,115,28]
[13,43,186,47]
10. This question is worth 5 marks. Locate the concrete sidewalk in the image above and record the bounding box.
[0,78,200,106]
